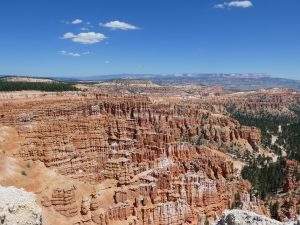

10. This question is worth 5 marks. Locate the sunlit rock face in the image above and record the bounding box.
[0,93,260,183]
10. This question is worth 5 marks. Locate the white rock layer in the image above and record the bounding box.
[213,209,298,225]
[0,186,42,225]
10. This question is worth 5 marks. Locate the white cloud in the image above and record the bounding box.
[72,19,83,24]
[60,50,92,57]
[60,50,81,57]
[62,32,106,44]
[100,20,138,30]
[228,1,253,7]
[62,32,76,39]
[214,1,253,9]
[214,4,225,8]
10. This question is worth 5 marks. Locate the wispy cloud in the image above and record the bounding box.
[60,50,92,57]
[62,32,76,39]
[100,20,139,30]
[61,20,69,25]
[71,19,83,24]
[214,1,253,9]
[60,50,81,57]
[62,32,106,44]
[80,27,89,31]
[104,60,111,64]
[82,51,91,55]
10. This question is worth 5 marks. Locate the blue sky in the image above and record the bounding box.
[0,0,299,79]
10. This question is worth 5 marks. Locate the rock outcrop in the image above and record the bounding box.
[282,160,300,193]
[0,186,42,225]
[213,209,298,225]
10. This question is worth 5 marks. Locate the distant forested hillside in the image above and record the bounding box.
[83,74,300,91]
[0,80,78,92]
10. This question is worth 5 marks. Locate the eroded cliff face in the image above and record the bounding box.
[224,89,300,120]
[283,160,300,193]
[0,94,261,182]
[193,88,300,121]
[268,159,300,223]
[0,92,281,225]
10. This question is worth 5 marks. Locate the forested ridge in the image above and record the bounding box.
[241,157,285,200]
[0,79,78,92]
[277,122,300,162]
[232,114,300,162]
[233,112,299,206]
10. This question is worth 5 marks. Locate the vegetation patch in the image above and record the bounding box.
[241,157,285,200]
[0,79,78,92]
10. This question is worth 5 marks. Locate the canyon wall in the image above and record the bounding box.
[0,92,272,225]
